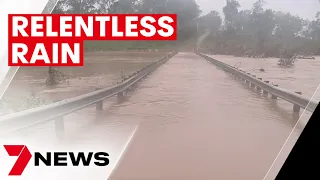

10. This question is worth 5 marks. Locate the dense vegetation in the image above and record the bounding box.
[52,0,320,57]
[52,0,202,51]
[198,0,320,58]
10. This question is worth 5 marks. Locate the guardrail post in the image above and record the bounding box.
[54,100,64,140]
[125,85,131,94]
[250,75,256,87]
[117,91,124,101]
[244,73,250,84]
[95,88,103,111]
[293,92,302,113]
[263,81,269,95]
[96,100,103,111]
[257,78,262,91]
[271,85,278,99]
[238,71,242,80]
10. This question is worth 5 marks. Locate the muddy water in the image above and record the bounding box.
[1,52,317,179]
[0,52,168,115]
[210,55,320,101]
[107,52,301,180]
[207,54,320,126]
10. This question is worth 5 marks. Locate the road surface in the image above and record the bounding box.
[0,52,304,180]
[106,52,298,180]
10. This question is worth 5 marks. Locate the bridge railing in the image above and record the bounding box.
[0,51,178,137]
[196,52,319,113]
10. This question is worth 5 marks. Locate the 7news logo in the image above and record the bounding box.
[3,145,110,176]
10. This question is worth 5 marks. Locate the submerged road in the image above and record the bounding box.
[0,52,304,180]
[105,52,299,180]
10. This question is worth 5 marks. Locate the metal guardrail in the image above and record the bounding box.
[196,52,319,113]
[0,51,178,137]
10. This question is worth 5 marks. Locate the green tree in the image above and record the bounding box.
[198,11,222,33]
[200,0,319,57]
[223,0,241,32]
[52,0,116,14]
[273,12,303,39]
[307,12,320,40]
[138,0,201,40]
[249,1,276,55]
[109,0,138,14]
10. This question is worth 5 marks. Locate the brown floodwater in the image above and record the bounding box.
[208,54,320,127]
[0,52,318,180]
[0,51,168,115]
[210,55,320,101]
[107,52,310,180]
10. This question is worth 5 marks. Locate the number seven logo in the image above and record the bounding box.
[3,145,32,176]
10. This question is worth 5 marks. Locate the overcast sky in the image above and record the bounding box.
[197,0,320,20]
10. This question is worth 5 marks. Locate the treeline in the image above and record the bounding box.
[52,0,320,56]
[52,0,202,51]
[198,0,320,57]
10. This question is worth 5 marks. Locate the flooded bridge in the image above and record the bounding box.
[0,52,318,180]
[106,52,305,180]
